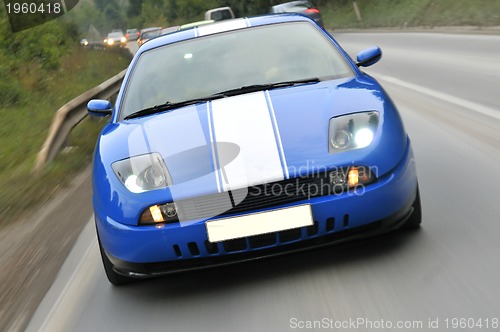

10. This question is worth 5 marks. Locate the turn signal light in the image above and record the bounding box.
[305,8,320,14]
[348,167,359,187]
[140,202,179,225]
[149,205,164,223]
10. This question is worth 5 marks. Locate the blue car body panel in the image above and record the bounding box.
[91,14,419,277]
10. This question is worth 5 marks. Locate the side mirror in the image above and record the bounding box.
[87,99,112,117]
[356,46,382,67]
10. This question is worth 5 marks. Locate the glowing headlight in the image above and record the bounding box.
[329,111,379,153]
[120,37,127,43]
[107,39,114,45]
[112,153,171,193]
[354,127,374,148]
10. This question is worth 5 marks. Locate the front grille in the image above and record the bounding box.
[176,168,352,221]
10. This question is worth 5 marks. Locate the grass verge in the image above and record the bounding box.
[0,47,130,227]
[320,0,500,29]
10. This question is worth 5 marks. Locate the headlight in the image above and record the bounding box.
[112,153,171,193]
[107,39,114,45]
[329,111,379,153]
[120,37,127,43]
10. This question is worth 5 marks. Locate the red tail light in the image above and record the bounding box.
[305,8,320,14]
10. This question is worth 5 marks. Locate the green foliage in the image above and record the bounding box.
[0,62,24,106]
[223,0,270,16]
[66,2,108,36]
[0,47,131,225]
[103,0,126,29]
[127,0,143,18]
[9,21,78,70]
[0,7,80,107]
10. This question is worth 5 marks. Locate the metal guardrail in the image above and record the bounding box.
[33,69,127,174]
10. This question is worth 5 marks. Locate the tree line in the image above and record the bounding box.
[79,0,326,33]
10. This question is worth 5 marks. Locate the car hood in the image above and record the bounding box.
[98,77,407,201]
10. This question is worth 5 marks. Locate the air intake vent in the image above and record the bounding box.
[343,214,349,227]
[307,221,318,236]
[249,233,276,249]
[279,228,302,243]
[173,244,182,257]
[326,217,335,231]
[223,238,247,252]
[188,242,200,256]
[204,240,219,254]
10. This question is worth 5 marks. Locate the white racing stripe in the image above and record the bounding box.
[376,73,500,121]
[211,91,285,192]
[265,90,289,179]
[197,18,248,36]
[207,101,222,193]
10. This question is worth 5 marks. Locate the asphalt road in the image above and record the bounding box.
[26,32,500,332]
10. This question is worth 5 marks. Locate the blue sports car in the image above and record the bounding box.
[88,14,421,285]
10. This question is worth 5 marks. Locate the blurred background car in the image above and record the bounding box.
[105,31,127,47]
[204,7,235,21]
[138,27,162,46]
[161,26,180,35]
[270,1,323,27]
[125,28,140,41]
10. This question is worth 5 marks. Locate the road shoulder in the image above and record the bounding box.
[0,167,93,332]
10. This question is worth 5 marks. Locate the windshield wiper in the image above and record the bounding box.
[124,78,320,120]
[124,94,225,120]
[213,77,321,97]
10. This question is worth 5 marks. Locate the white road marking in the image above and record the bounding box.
[376,73,500,121]
[26,219,100,332]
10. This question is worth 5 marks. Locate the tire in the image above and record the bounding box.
[97,234,135,286]
[400,186,422,230]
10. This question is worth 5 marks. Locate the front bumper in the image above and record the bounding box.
[95,139,418,278]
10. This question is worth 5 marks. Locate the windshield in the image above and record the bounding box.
[142,30,161,39]
[120,22,354,119]
[108,32,123,39]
